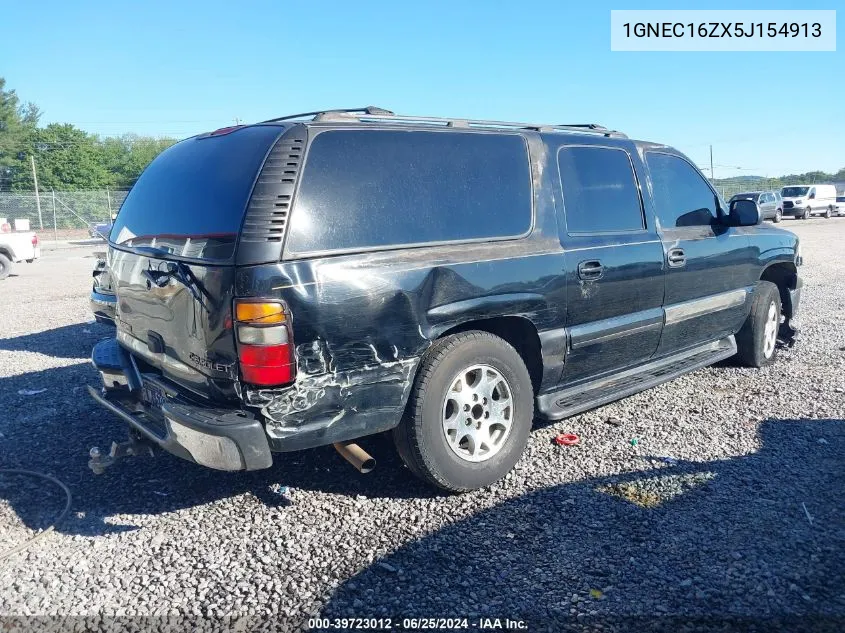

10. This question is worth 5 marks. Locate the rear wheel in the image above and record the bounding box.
[735,281,781,368]
[0,253,11,280]
[824,206,832,218]
[773,209,782,223]
[393,331,534,492]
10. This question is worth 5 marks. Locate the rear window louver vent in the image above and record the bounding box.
[240,132,306,244]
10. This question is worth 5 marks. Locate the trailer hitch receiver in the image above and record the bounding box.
[88,435,154,474]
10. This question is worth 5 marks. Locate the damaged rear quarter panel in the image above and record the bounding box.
[235,239,566,449]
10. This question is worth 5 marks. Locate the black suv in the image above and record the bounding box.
[88,108,802,491]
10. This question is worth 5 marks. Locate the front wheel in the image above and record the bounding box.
[773,209,782,223]
[735,281,781,368]
[804,206,812,219]
[393,331,534,492]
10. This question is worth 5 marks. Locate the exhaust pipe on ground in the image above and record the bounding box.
[333,441,376,474]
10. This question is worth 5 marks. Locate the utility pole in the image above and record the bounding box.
[234,117,242,125]
[710,145,714,181]
[51,188,58,243]
[30,155,43,229]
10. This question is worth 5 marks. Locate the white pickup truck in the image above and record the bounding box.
[0,218,41,280]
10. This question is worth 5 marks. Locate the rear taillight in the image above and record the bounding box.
[32,234,39,247]
[234,299,295,386]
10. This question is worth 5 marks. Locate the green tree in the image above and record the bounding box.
[0,77,40,190]
[16,123,112,190]
[100,134,176,188]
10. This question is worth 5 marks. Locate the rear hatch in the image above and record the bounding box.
[108,124,288,402]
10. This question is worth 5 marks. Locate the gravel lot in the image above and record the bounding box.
[1,220,843,632]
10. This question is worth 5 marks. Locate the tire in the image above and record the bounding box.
[824,206,832,219]
[804,206,811,219]
[393,331,534,492]
[774,209,782,223]
[735,281,782,368]
[0,253,11,280]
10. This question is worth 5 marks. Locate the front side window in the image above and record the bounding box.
[285,130,532,254]
[557,146,644,234]
[645,152,718,228]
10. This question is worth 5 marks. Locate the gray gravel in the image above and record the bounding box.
[0,221,843,631]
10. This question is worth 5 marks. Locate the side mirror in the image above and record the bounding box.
[727,199,761,226]
[809,193,816,199]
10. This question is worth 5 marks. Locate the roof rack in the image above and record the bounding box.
[262,107,627,138]
[262,106,395,123]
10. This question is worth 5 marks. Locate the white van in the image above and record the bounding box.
[781,184,838,219]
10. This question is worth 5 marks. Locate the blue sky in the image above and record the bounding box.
[1,0,841,178]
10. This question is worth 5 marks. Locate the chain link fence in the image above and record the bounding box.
[0,190,128,240]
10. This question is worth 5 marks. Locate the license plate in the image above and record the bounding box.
[141,382,167,409]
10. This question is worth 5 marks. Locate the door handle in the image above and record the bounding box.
[577,259,604,280]
[667,248,686,268]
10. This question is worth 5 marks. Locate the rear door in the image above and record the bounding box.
[108,124,289,401]
[555,143,665,384]
[758,192,772,218]
[644,151,755,356]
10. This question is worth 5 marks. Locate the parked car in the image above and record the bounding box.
[0,218,41,280]
[90,251,116,325]
[89,221,113,239]
[87,108,802,492]
[781,184,838,219]
[835,196,845,216]
[728,191,784,223]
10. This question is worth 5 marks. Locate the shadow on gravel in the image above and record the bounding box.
[0,322,108,359]
[319,418,844,630]
[0,350,440,541]
[1,363,442,537]
[1,321,843,632]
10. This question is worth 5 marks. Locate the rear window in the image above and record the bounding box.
[285,130,531,255]
[731,192,760,202]
[558,146,644,234]
[111,125,284,261]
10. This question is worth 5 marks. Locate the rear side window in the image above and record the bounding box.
[646,152,718,228]
[111,125,284,261]
[285,130,531,255]
[557,146,644,234]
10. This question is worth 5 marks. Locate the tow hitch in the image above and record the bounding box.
[88,433,154,474]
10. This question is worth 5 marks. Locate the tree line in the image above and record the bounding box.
[0,77,176,192]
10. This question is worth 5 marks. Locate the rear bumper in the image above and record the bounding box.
[89,338,272,471]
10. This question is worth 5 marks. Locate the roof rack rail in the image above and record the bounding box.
[262,106,394,123]
[262,108,627,138]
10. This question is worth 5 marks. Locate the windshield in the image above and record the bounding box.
[730,192,760,202]
[782,186,810,198]
[110,125,285,261]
